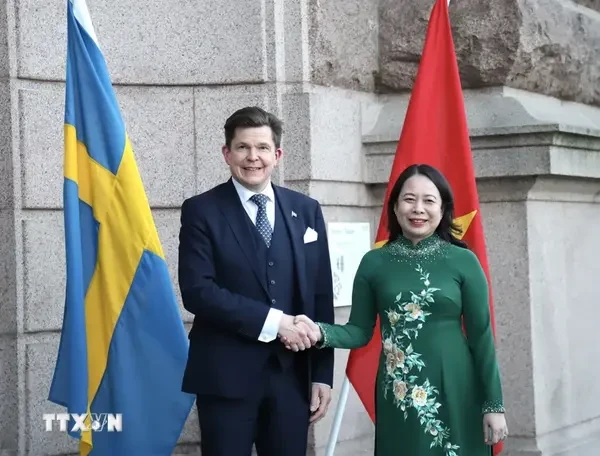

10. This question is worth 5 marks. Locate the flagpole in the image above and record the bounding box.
[325,376,351,456]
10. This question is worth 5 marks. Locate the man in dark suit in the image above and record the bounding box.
[178,106,335,456]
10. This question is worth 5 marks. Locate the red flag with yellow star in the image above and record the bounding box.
[345,0,502,453]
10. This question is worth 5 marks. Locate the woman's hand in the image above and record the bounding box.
[483,413,508,445]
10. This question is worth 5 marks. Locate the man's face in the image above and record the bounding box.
[222,126,282,192]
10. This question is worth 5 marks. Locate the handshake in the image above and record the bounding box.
[277,314,322,352]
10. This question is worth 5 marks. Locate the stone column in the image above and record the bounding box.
[0,0,19,451]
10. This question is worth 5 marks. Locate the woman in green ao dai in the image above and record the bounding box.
[287,164,509,456]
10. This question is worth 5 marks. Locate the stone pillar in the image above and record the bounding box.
[0,0,19,452]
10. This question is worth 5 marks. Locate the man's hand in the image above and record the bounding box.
[309,383,331,424]
[295,315,321,345]
[279,315,322,350]
[294,315,321,345]
[278,314,312,351]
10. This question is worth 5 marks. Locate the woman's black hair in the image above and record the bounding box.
[386,164,467,248]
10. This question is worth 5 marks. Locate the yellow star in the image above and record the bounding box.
[453,210,477,240]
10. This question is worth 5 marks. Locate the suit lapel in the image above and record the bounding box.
[273,186,308,307]
[217,180,269,296]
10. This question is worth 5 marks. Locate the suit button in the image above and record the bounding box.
[270,280,275,285]
[271,299,276,304]
[268,261,274,266]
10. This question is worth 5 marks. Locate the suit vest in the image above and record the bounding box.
[245,197,301,369]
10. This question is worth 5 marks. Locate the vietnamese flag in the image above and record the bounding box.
[345,0,503,454]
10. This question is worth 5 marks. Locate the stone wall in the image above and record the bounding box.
[1,0,599,455]
[380,0,600,108]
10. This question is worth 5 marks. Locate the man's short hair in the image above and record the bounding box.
[224,106,283,149]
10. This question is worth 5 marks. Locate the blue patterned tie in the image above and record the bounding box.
[250,194,272,247]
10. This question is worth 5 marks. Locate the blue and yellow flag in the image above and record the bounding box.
[48,1,195,454]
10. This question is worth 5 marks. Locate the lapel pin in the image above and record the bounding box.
[291,211,297,218]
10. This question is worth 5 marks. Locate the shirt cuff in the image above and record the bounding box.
[312,382,332,389]
[258,308,283,343]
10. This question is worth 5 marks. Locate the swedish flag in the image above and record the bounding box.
[48,1,195,454]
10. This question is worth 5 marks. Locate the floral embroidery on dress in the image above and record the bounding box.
[381,265,460,456]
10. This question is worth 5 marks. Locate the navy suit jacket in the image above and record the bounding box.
[178,179,335,399]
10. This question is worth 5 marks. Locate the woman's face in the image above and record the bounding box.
[393,174,443,244]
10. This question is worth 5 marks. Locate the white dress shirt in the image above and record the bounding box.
[231,178,282,343]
